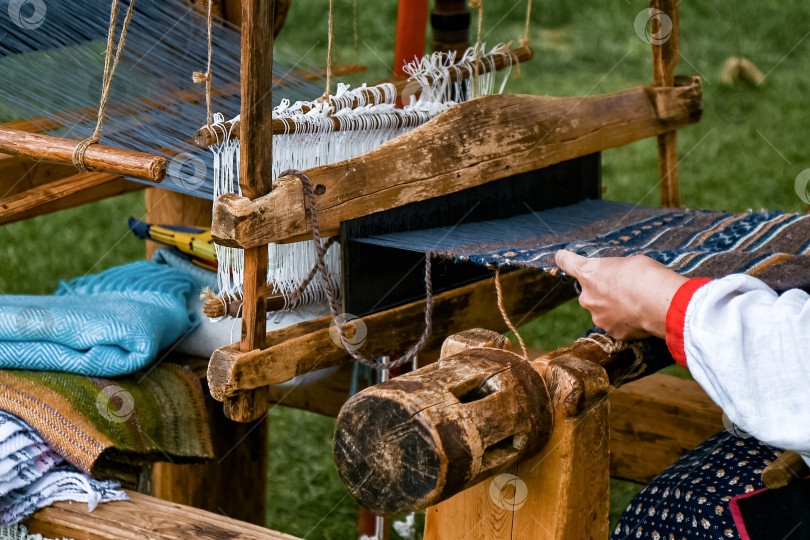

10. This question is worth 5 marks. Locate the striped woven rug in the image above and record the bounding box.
[364,200,810,291]
[0,363,213,480]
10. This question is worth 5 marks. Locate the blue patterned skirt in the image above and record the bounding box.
[612,431,779,540]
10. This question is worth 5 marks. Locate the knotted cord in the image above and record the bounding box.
[281,169,434,370]
[72,0,137,172]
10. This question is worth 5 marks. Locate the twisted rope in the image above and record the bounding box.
[192,0,214,127]
[521,0,532,48]
[73,0,137,171]
[469,0,484,97]
[281,169,434,370]
[494,269,528,361]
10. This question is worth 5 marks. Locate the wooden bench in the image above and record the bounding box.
[24,490,301,540]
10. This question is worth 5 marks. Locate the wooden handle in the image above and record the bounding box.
[0,126,166,183]
[762,450,810,489]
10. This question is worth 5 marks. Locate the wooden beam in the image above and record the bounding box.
[0,172,129,224]
[194,47,534,147]
[212,77,703,248]
[0,127,166,183]
[650,0,681,208]
[208,268,576,401]
[24,490,301,540]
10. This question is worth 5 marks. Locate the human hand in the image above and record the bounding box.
[555,250,688,340]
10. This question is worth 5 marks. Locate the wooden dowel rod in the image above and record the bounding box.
[0,126,166,183]
[204,290,287,318]
[195,46,534,147]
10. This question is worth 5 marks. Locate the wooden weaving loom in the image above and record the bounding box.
[0,0,724,538]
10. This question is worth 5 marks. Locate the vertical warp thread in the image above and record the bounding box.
[72,0,137,171]
[494,268,528,361]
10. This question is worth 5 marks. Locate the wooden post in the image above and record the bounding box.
[224,0,276,423]
[144,191,269,526]
[650,0,681,208]
[431,0,470,57]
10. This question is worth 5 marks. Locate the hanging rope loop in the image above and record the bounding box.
[73,0,137,172]
[280,168,434,370]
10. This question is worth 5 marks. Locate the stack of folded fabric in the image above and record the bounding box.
[0,255,217,525]
[0,410,126,526]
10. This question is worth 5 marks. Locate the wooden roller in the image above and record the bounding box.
[334,329,639,515]
[334,346,552,515]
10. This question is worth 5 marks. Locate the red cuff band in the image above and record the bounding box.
[665,278,713,368]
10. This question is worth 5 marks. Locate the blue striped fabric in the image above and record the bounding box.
[0,261,199,376]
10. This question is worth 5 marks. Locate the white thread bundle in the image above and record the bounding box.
[209,44,512,314]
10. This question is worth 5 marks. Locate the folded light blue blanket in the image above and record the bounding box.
[0,259,199,376]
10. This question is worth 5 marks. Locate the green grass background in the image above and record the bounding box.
[1,0,808,537]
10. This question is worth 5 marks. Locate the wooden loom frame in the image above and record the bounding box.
[0,0,722,538]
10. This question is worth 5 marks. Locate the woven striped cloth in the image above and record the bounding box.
[440,204,810,292]
[0,363,213,478]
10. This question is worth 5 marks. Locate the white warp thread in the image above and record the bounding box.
[209,44,512,312]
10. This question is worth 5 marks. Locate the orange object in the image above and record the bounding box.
[393,0,429,77]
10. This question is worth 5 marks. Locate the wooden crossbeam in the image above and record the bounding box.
[208,268,576,400]
[0,127,166,183]
[211,77,702,249]
[0,171,142,225]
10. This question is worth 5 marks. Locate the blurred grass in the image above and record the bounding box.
[1,0,809,537]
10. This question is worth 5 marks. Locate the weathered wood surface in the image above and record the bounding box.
[0,171,142,225]
[609,373,723,484]
[336,344,552,515]
[194,47,534,146]
[334,332,623,516]
[762,450,810,489]
[24,490,300,540]
[651,0,681,208]
[0,127,166,183]
[212,78,702,248]
[425,356,611,540]
[223,0,278,423]
[207,268,576,401]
